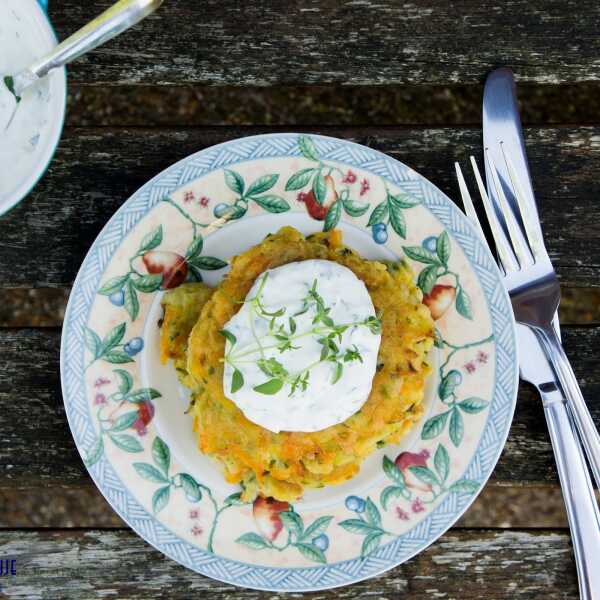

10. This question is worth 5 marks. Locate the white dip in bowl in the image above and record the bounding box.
[0,0,66,215]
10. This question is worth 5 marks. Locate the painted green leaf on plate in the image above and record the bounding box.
[152,437,170,475]
[224,169,245,196]
[139,225,163,253]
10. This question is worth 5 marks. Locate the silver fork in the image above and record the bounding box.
[459,150,600,490]
[456,158,600,600]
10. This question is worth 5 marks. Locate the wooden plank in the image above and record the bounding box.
[65,83,600,128]
[1,327,598,488]
[0,483,583,530]
[1,286,597,328]
[0,126,598,288]
[0,529,578,599]
[49,1,600,86]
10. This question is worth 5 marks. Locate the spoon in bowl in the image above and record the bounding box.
[1,0,163,130]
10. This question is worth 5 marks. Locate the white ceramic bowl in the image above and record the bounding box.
[0,0,66,216]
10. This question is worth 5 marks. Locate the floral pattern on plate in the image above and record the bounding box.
[61,133,518,591]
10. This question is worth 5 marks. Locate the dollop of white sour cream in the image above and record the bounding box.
[222,260,382,433]
[0,0,65,209]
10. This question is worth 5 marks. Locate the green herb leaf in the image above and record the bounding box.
[257,358,289,379]
[139,225,163,253]
[152,436,170,475]
[456,286,473,320]
[133,462,169,483]
[367,201,389,226]
[458,397,490,413]
[402,246,441,265]
[436,231,451,265]
[252,194,290,213]
[98,274,130,296]
[295,543,327,564]
[231,369,244,393]
[189,256,228,270]
[323,200,342,231]
[288,317,296,334]
[253,378,284,395]
[180,473,202,502]
[236,532,269,549]
[220,329,237,347]
[434,444,450,483]
[298,135,319,161]
[286,167,318,191]
[421,411,450,439]
[449,407,464,447]
[224,169,245,196]
[332,362,343,384]
[152,485,170,514]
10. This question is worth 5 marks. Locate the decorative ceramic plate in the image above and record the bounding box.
[61,133,518,591]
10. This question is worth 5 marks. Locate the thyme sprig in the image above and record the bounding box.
[220,274,381,396]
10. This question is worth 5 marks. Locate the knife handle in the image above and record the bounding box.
[542,390,600,600]
[539,327,600,491]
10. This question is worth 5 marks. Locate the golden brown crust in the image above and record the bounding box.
[164,226,434,501]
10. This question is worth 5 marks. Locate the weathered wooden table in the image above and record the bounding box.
[1,1,599,598]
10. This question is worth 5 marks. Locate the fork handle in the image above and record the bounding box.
[539,327,600,490]
[543,394,600,600]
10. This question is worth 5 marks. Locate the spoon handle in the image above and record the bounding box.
[29,0,163,79]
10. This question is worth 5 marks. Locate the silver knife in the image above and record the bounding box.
[483,67,600,490]
[517,324,600,600]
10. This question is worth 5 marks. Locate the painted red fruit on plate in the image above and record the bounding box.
[142,250,188,289]
[299,174,338,221]
[252,496,290,542]
[423,284,456,320]
[395,449,432,492]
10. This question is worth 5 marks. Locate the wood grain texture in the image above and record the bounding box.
[65,83,600,128]
[0,483,583,530]
[0,126,598,288]
[1,286,598,328]
[48,1,600,86]
[0,529,577,599]
[1,327,598,488]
